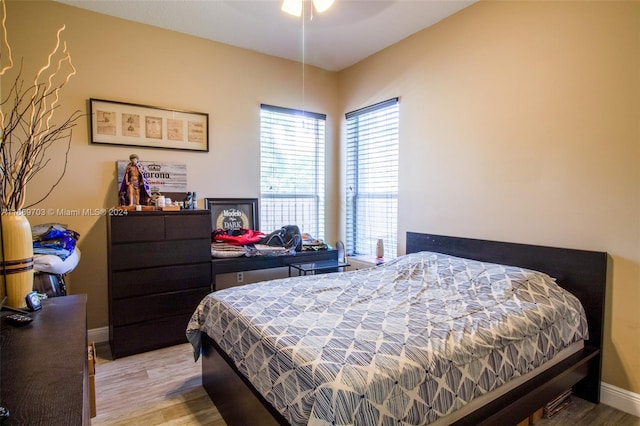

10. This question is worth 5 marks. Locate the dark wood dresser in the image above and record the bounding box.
[1,294,90,425]
[107,210,212,358]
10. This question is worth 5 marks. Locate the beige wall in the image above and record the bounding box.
[5,0,639,396]
[4,0,338,328]
[339,1,639,395]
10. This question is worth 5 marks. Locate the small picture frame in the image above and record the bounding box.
[205,198,259,231]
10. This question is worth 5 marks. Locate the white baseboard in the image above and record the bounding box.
[601,382,640,417]
[88,326,109,344]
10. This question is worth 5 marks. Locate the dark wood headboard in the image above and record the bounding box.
[406,232,608,353]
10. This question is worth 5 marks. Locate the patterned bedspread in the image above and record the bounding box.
[186,251,588,425]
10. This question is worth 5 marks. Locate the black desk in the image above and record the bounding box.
[1,295,90,425]
[211,250,337,289]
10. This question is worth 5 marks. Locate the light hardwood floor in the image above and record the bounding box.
[93,342,223,425]
[92,342,640,426]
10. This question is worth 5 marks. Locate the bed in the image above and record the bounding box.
[187,232,608,425]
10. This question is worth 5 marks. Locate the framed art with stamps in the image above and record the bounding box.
[90,98,209,152]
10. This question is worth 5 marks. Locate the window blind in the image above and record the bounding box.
[345,98,399,258]
[260,104,326,239]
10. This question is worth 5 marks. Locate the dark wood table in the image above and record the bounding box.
[1,294,89,425]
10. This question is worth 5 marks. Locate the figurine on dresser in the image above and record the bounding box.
[119,153,151,207]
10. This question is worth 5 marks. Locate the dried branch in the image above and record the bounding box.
[0,0,81,212]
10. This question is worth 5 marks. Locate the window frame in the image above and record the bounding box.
[259,104,326,239]
[345,97,399,258]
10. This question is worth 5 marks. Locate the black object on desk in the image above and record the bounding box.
[289,260,350,276]
[1,294,90,425]
[0,305,32,326]
[2,313,32,326]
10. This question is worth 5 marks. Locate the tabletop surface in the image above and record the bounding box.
[1,294,88,425]
[289,260,350,272]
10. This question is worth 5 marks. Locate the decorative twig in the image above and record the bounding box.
[0,0,82,212]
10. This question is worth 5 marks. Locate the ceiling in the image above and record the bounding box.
[54,0,476,72]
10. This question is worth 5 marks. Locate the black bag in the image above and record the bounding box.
[33,272,67,297]
[261,225,302,252]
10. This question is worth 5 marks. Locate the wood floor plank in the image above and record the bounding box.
[92,342,223,425]
[92,342,639,425]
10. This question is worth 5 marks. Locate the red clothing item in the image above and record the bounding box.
[212,228,265,245]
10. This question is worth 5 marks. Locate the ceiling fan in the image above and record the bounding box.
[281,0,335,17]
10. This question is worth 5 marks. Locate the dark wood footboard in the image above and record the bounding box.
[201,336,600,426]
[452,347,600,425]
[202,333,288,426]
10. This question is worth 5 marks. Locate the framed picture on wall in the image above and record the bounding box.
[205,198,259,231]
[89,98,209,152]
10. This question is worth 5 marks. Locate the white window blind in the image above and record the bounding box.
[346,98,399,258]
[260,104,325,239]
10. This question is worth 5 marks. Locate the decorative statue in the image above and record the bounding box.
[119,154,151,206]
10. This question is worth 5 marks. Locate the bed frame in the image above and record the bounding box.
[201,232,608,425]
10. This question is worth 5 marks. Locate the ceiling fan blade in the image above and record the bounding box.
[312,0,334,13]
[282,0,302,17]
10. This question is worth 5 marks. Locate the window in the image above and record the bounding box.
[260,104,326,239]
[346,98,399,258]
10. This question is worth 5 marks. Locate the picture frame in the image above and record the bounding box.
[89,98,209,152]
[205,198,259,232]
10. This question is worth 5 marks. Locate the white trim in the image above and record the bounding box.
[88,326,109,344]
[601,382,640,417]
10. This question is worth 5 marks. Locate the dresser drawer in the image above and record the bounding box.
[112,287,209,327]
[109,215,165,243]
[165,214,211,240]
[111,263,211,299]
[111,312,195,358]
[110,239,211,270]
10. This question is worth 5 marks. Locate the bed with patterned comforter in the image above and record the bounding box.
[186,251,588,426]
